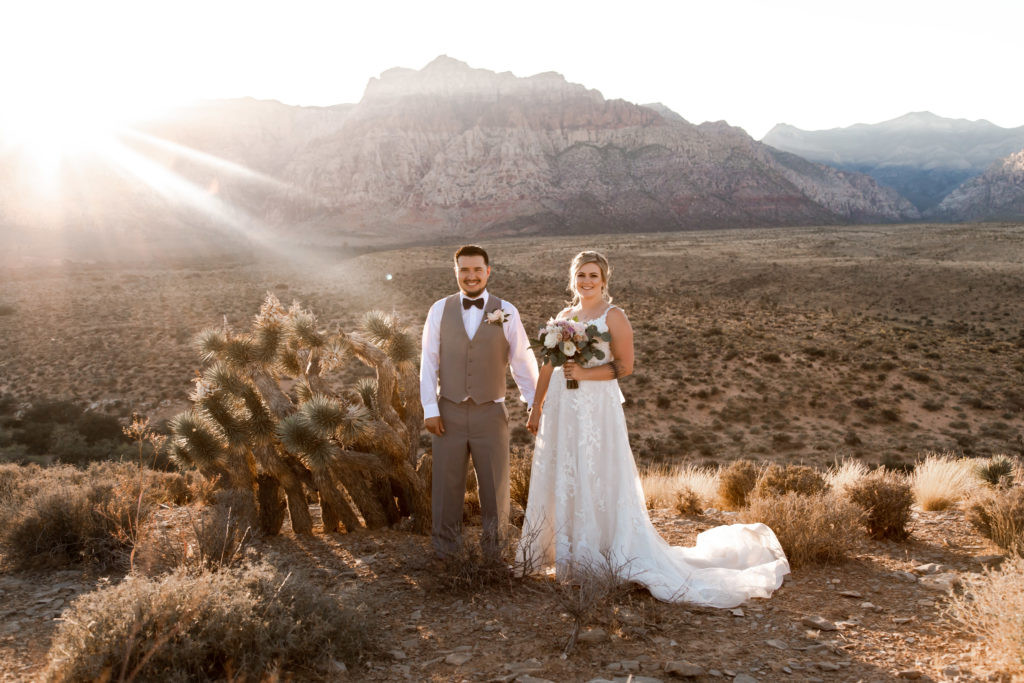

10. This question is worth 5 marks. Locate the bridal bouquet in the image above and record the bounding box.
[535,318,611,389]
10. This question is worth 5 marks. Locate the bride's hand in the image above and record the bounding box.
[563,360,579,380]
[527,406,541,435]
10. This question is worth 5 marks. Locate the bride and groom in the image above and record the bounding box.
[419,245,789,608]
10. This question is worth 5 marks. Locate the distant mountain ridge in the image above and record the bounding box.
[2,56,922,259]
[933,149,1024,220]
[762,113,1024,211]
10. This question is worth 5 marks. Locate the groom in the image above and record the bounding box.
[420,244,539,560]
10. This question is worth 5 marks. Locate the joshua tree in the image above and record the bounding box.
[169,294,431,535]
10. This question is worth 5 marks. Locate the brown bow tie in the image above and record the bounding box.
[463,298,484,310]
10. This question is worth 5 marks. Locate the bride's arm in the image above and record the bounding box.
[567,307,634,381]
[527,363,554,435]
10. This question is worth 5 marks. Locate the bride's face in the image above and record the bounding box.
[574,263,604,302]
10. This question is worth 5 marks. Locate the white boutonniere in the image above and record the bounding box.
[487,309,510,325]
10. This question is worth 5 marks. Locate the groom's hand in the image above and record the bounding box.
[424,416,445,436]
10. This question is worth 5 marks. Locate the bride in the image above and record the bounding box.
[516,251,789,608]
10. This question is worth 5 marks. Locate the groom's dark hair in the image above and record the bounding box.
[454,244,489,266]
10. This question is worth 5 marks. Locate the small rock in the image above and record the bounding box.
[445,653,473,666]
[708,670,723,678]
[977,554,1005,568]
[621,677,663,683]
[392,664,411,676]
[892,617,914,624]
[817,662,841,671]
[388,650,407,660]
[507,659,544,674]
[801,616,837,631]
[452,645,474,652]
[620,660,640,672]
[920,572,959,592]
[912,562,946,575]
[860,602,877,610]
[730,608,745,617]
[838,590,862,599]
[665,661,705,677]
[330,659,348,674]
[732,675,758,683]
[605,663,622,672]
[765,639,789,650]
[897,670,922,679]
[409,609,422,620]
[942,665,961,676]
[401,638,419,649]
[892,570,918,583]
[579,628,609,643]
[516,676,555,683]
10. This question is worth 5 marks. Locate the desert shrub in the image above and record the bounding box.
[742,492,861,568]
[674,488,704,517]
[965,486,1024,556]
[950,556,1024,678]
[0,480,149,569]
[912,452,979,510]
[752,464,827,499]
[717,459,760,510]
[436,530,518,593]
[548,555,634,657]
[44,561,370,681]
[641,464,718,511]
[846,470,914,540]
[826,459,868,498]
[509,446,532,511]
[974,455,1016,488]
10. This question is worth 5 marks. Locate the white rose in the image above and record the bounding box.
[561,341,577,356]
[544,331,559,348]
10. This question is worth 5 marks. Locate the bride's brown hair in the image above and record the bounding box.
[568,251,612,307]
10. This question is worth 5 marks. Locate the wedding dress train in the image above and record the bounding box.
[516,309,789,608]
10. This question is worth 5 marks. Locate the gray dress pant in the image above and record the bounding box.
[431,397,510,559]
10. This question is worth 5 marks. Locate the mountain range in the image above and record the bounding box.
[762,113,1024,212]
[0,57,918,259]
[1,57,1020,262]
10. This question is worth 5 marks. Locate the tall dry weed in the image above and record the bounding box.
[717,460,760,510]
[846,470,914,540]
[949,556,1024,678]
[965,486,1024,556]
[912,453,979,510]
[742,492,861,568]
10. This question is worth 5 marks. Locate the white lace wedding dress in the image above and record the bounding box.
[516,307,790,608]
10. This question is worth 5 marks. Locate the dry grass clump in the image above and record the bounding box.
[949,556,1024,678]
[509,446,532,511]
[435,529,519,593]
[965,486,1024,556]
[826,459,869,498]
[912,452,979,511]
[742,492,861,568]
[752,464,828,499]
[0,480,149,570]
[717,460,760,510]
[846,470,914,540]
[45,561,370,681]
[548,555,634,658]
[641,464,718,511]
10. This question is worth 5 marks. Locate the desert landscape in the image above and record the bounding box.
[1,223,1023,681]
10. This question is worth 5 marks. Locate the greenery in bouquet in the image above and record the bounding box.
[534,318,612,388]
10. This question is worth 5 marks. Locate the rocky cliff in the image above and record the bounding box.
[932,149,1024,221]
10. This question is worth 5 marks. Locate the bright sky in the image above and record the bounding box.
[2,0,1021,140]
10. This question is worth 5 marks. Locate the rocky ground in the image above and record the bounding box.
[0,504,1007,682]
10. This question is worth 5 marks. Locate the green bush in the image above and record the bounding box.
[846,470,914,540]
[975,455,1016,488]
[717,460,760,510]
[752,464,828,499]
[45,562,371,681]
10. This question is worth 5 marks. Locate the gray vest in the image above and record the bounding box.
[438,293,509,404]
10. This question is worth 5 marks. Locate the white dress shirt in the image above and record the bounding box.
[419,290,539,420]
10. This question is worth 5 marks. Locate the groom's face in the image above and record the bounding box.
[455,255,490,298]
